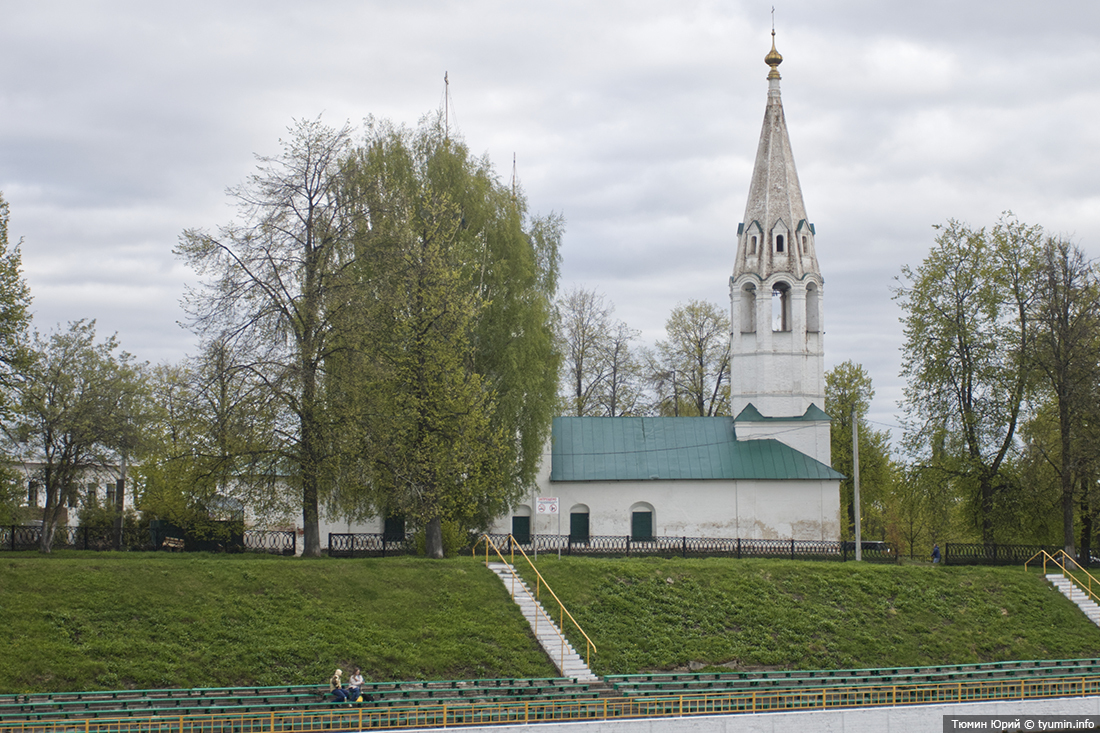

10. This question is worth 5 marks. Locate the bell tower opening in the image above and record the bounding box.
[771,282,790,332]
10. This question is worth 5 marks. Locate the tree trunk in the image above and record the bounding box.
[425,516,445,559]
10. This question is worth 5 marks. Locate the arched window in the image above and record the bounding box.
[749,235,757,255]
[740,283,756,333]
[806,282,820,332]
[569,504,590,544]
[772,282,791,332]
[776,234,785,253]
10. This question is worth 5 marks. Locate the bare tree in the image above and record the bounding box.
[176,118,360,557]
[652,300,731,417]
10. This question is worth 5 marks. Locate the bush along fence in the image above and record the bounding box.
[0,525,296,555]
[328,532,901,563]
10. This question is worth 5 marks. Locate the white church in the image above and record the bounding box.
[485,34,843,545]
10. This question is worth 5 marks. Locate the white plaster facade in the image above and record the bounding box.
[489,445,841,541]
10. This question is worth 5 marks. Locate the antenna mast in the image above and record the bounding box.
[444,71,450,141]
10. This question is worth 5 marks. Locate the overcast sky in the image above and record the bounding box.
[2,0,1099,439]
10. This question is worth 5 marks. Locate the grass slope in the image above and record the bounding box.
[0,553,555,693]
[3,553,1098,694]
[522,556,1100,674]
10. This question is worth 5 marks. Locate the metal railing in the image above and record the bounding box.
[2,525,295,555]
[1026,549,1100,604]
[479,534,898,563]
[328,533,414,558]
[4,674,1100,732]
[473,533,597,671]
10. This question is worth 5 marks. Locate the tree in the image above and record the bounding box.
[824,361,894,541]
[136,340,288,537]
[557,286,644,417]
[177,118,360,557]
[1029,238,1100,556]
[343,115,562,556]
[0,192,33,524]
[9,320,148,553]
[597,320,645,417]
[895,215,1043,543]
[651,300,730,417]
[557,286,613,416]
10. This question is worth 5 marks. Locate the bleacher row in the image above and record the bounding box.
[2,658,1099,725]
[605,657,1100,697]
[0,678,593,723]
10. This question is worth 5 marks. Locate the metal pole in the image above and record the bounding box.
[853,407,862,562]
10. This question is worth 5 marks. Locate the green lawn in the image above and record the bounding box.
[2,551,1098,694]
[519,556,1100,674]
[0,553,555,693]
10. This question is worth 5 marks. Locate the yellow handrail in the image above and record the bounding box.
[1025,549,1100,604]
[473,534,597,671]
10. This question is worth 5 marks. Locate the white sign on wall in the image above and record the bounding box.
[536,497,559,515]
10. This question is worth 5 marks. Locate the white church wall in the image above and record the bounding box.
[490,456,841,542]
[733,420,831,467]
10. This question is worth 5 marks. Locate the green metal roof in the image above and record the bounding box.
[734,403,832,422]
[550,416,844,482]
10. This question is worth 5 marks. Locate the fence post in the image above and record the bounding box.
[626,535,630,555]
[737,538,741,560]
[567,536,572,556]
[791,539,795,561]
[843,541,848,562]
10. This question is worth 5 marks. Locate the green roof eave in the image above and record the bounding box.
[735,403,832,422]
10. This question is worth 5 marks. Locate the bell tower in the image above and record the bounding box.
[729,32,830,464]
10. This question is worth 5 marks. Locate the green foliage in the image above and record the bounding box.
[895,215,1044,543]
[78,504,142,531]
[825,361,897,542]
[9,320,149,552]
[341,115,562,554]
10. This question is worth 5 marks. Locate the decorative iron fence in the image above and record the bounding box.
[3,525,294,554]
[944,542,1065,566]
[244,529,296,555]
[328,532,415,558]
[477,533,899,563]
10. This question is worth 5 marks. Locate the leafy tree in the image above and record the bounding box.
[651,300,730,417]
[895,215,1043,543]
[9,320,148,552]
[343,115,562,556]
[824,360,895,541]
[136,343,288,538]
[1029,238,1100,555]
[176,118,360,557]
[0,192,33,524]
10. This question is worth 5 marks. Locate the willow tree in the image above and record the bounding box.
[344,116,561,556]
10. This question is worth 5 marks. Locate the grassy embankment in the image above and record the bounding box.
[2,552,1098,694]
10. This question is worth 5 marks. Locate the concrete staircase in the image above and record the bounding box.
[1046,573,1100,625]
[486,562,599,682]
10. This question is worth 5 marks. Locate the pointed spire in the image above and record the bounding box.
[733,30,819,281]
